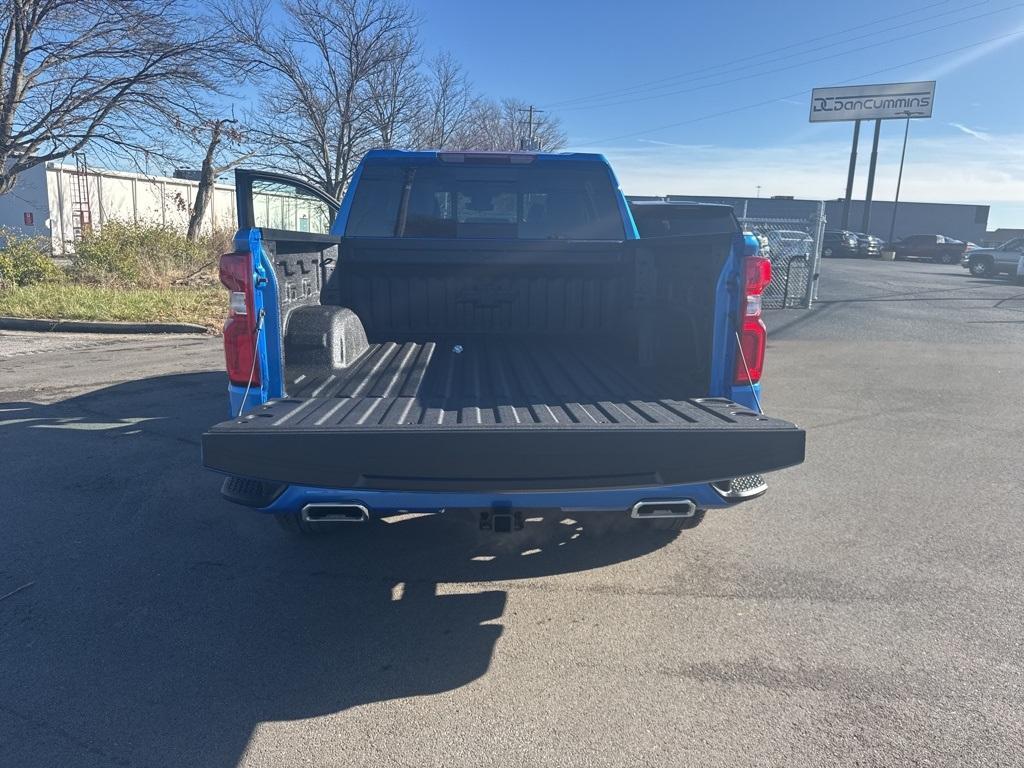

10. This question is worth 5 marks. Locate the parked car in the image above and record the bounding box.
[890,234,965,264]
[822,230,859,258]
[201,151,805,535]
[963,237,1024,278]
[855,233,884,258]
[764,229,812,264]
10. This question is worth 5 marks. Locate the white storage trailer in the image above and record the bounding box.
[0,162,238,255]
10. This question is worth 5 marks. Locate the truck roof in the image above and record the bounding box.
[362,148,611,164]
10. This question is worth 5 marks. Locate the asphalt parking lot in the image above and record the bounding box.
[2,258,1022,767]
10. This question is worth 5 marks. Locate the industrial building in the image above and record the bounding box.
[633,194,991,244]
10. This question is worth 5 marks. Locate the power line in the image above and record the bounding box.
[592,27,1024,144]
[558,2,1020,114]
[543,0,961,109]
[556,0,993,111]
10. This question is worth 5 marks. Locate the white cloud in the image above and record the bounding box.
[949,123,991,142]
[573,130,1024,227]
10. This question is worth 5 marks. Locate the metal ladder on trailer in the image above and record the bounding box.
[70,153,93,241]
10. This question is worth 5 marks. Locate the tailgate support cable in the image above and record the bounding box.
[734,330,764,415]
[237,308,266,418]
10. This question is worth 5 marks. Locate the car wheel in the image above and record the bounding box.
[822,247,833,257]
[936,252,957,265]
[969,257,994,278]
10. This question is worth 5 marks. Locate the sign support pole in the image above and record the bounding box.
[888,117,911,243]
[840,119,860,230]
[861,119,882,234]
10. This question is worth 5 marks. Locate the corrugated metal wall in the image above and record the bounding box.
[45,164,238,255]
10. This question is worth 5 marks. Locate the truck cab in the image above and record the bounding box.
[202,150,804,534]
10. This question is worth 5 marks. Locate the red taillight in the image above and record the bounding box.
[219,252,260,387]
[744,255,772,296]
[736,318,766,383]
[735,256,771,385]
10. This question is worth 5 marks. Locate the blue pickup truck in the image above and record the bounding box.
[202,150,804,534]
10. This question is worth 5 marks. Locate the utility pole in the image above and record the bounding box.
[518,105,544,150]
[861,118,882,234]
[888,115,912,243]
[840,119,861,230]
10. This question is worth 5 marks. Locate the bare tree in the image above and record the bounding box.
[0,0,214,194]
[448,97,566,152]
[413,51,472,150]
[182,117,253,240]
[364,30,421,149]
[218,0,418,199]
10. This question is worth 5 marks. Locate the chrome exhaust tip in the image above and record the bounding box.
[301,503,369,523]
[630,499,698,520]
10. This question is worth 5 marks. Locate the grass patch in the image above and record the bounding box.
[0,284,224,330]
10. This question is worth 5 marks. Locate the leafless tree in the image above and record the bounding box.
[364,30,421,149]
[218,0,419,199]
[180,117,254,241]
[413,51,472,150]
[0,0,214,194]
[448,97,566,152]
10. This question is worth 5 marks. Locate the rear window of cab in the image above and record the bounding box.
[345,161,626,240]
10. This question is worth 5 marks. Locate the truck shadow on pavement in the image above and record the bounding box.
[0,372,679,768]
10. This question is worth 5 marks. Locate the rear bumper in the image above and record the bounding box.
[244,479,754,514]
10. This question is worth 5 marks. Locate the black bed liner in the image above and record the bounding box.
[203,340,804,492]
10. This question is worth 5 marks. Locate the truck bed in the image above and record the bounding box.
[203,339,805,492]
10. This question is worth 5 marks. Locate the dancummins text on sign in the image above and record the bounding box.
[809,81,935,123]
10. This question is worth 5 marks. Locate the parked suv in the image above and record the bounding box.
[822,230,859,258]
[964,237,1024,278]
[891,234,965,264]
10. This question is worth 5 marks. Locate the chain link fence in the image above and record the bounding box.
[739,203,825,309]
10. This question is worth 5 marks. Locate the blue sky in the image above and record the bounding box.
[417,0,1024,228]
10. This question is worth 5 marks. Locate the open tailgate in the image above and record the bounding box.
[202,358,804,492]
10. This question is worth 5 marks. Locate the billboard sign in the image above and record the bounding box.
[809,81,935,123]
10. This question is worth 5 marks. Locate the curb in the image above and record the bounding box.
[0,316,211,334]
